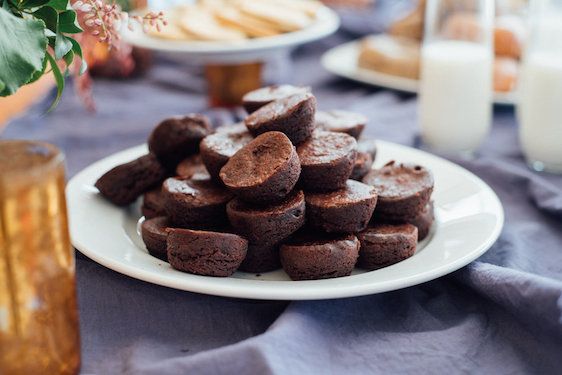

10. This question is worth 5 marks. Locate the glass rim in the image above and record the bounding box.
[0,140,65,184]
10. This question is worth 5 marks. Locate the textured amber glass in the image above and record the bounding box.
[0,140,80,375]
[205,62,263,107]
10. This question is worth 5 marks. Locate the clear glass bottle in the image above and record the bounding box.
[419,0,494,155]
[0,140,80,375]
[518,0,562,174]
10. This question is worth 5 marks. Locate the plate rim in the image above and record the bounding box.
[321,39,517,106]
[67,141,504,300]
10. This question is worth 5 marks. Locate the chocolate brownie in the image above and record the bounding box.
[363,161,434,221]
[175,154,209,179]
[357,223,417,270]
[162,176,234,228]
[357,138,378,160]
[148,114,212,169]
[167,228,247,277]
[376,202,435,241]
[350,151,374,181]
[200,126,253,180]
[95,153,167,206]
[219,132,301,204]
[305,180,378,233]
[280,231,360,280]
[242,85,310,114]
[141,216,170,261]
[227,190,305,246]
[297,130,357,191]
[315,110,367,139]
[244,93,316,145]
[239,242,281,273]
[142,187,166,219]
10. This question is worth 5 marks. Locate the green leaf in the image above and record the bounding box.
[46,0,67,10]
[58,10,82,33]
[54,32,72,59]
[33,6,57,32]
[22,0,50,8]
[45,28,56,37]
[45,52,64,110]
[27,52,48,84]
[63,48,73,68]
[0,7,47,96]
[0,80,5,92]
[68,36,87,75]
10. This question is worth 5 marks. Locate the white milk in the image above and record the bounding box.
[518,51,562,172]
[419,41,493,153]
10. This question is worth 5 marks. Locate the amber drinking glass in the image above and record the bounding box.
[0,140,80,375]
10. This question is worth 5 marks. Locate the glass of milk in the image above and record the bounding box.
[419,0,494,155]
[518,0,562,174]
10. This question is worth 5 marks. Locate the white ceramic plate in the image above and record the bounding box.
[67,141,504,300]
[122,7,340,63]
[321,40,517,106]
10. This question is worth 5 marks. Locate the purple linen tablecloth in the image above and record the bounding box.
[3,31,562,374]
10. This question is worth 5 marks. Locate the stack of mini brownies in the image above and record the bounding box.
[95,85,435,280]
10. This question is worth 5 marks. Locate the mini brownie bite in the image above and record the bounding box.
[148,114,212,169]
[280,231,360,280]
[305,180,378,233]
[200,126,253,180]
[239,243,281,273]
[315,110,367,139]
[363,161,434,221]
[357,138,378,160]
[175,154,209,179]
[162,176,234,228]
[95,153,167,206]
[142,187,166,219]
[357,223,418,270]
[244,92,316,145]
[350,151,374,181]
[227,190,305,246]
[376,202,435,241]
[219,132,301,204]
[167,228,247,277]
[297,130,357,191]
[141,216,170,261]
[242,85,310,114]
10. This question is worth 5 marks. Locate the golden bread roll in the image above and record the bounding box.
[358,34,421,79]
[494,15,526,59]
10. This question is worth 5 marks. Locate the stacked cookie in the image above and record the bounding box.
[95,85,434,280]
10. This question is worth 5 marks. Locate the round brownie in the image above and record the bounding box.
[200,126,253,181]
[175,154,209,179]
[357,223,418,270]
[167,228,247,277]
[142,187,166,219]
[350,151,374,181]
[280,232,360,280]
[315,110,367,139]
[162,176,234,228]
[357,138,378,161]
[227,190,305,246]
[219,131,301,204]
[297,130,357,191]
[305,180,378,233]
[141,216,170,261]
[242,85,310,114]
[363,161,434,221]
[375,202,435,241]
[148,114,212,169]
[244,93,316,145]
[95,153,167,206]
[239,242,281,273]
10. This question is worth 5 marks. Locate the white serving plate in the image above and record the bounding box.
[321,40,517,106]
[122,6,340,63]
[67,141,504,300]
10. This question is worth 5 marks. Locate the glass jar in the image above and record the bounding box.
[419,0,494,155]
[518,0,562,174]
[0,140,80,375]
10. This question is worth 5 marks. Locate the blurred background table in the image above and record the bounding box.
[2,1,562,374]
